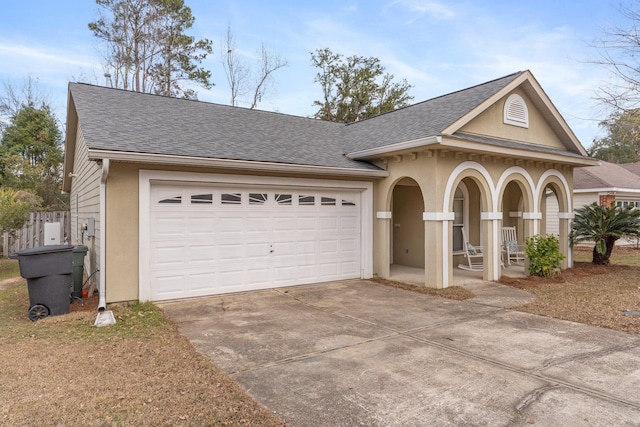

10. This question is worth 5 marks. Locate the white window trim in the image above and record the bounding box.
[138,170,373,302]
[504,93,529,128]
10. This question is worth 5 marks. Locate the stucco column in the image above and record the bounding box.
[423,212,454,289]
[481,212,502,281]
[375,211,392,279]
[558,212,574,268]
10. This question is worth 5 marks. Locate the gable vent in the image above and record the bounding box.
[503,94,529,128]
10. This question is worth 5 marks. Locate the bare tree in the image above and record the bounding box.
[221,26,250,107]
[220,25,287,109]
[0,76,52,129]
[592,3,640,112]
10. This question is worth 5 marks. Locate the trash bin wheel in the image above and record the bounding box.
[28,304,50,322]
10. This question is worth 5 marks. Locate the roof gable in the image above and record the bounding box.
[444,71,587,156]
[343,72,524,153]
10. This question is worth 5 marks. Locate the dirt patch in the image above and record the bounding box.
[372,277,475,300]
[0,276,24,290]
[0,282,286,427]
[500,261,640,334]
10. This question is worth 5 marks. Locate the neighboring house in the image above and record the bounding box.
[62,70,596,307]
[569,160,640,246]
[574,160,640,209]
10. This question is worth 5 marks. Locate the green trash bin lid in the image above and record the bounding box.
[72,245,89,254]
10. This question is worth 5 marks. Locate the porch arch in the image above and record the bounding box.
[496,167,536,258]
[443,162,497,286]
[389,177,425,269]
[535,170,572,267]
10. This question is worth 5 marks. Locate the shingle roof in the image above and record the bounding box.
[69,83,380,171]
[343,72,524,153]
[69,71,585,170]
[622,162,640,177]
[574,161,640,190]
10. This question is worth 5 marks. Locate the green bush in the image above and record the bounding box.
[525,234,565,277]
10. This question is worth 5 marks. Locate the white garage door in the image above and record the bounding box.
[148,183,362,301]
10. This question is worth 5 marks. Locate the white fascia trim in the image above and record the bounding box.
[88,149,389,178]
[346,136,442,159]
[376,211,392,219]
[575,187,640,194]
[138,170,374,302]
[423,212,455,221]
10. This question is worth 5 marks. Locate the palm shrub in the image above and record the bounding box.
[525,234,565,277]
[571,202,640,265]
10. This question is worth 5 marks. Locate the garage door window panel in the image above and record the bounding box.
[191,194,213,204]
[249,193,268,205]
[159,195,182,204]
[299,195,315,205]
[221,193,242,204]
[275,194,292,205]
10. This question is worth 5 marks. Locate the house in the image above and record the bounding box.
[62,70,597,308]
[573,160,640,209]
[567,160,640,246]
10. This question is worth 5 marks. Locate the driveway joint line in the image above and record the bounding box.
[404,331,640,410]
[227,333,402,375]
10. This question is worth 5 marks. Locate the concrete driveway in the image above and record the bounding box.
[160,280,640,426]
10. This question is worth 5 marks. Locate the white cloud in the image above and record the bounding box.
[392,0,456,21]
[0,41,97,72]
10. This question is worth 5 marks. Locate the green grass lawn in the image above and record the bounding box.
[573,245,640,267]
[0,258,20,281]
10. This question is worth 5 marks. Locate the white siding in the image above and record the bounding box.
[70,125,102,286]
[544,192,559,235]
[574,193,597,210]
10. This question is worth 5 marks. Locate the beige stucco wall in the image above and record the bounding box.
[460,89,566,151]
[392,184,424,267]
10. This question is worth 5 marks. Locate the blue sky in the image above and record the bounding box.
[0,0,629,147]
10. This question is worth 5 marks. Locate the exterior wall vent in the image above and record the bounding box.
[503,93,529,128]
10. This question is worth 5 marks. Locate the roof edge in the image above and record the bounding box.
[442,70,588,157]
[87,149,389,178]
[347,136,442,159]
[574,188,640,194]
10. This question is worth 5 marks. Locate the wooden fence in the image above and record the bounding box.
[2,211,71,257]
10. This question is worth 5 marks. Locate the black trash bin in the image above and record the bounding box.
[72,245,88,298]
[9,245,73,321]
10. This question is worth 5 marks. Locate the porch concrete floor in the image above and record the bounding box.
[389,263,526,287]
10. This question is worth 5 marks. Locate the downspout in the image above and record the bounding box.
[98,159,110,311]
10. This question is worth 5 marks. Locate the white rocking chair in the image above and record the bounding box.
[458,227,484,271]
[502,226,525,266]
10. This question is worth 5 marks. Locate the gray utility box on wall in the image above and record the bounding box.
[10,245,73,321]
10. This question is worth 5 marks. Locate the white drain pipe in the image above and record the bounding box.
[98,159,110,311]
